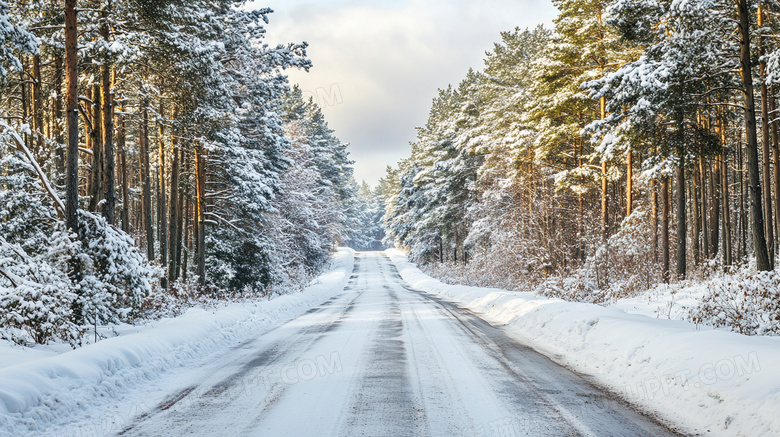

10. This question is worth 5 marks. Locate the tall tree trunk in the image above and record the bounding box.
[759,7,775,266]
[99,18,115,224]
[64,0,81,323]
[177,148,189,279]
[168,113,180,283]
[89,85,103,211]
[653,179,658,262]
[693,164,701,264]
[18,57,28,148]
[772,85,780,249]
[158,102,168,267]
[676,109,686,278]
[626,148,633,217]
[722,149,733,267]
[31,54,44,156]
[195,145,207,287]
[140,101,154,261]
[117,101,130,233]
[662,177,670,283]
[737,0,772,271]
[600,96,608,240]
[710,156,721,257]
[700,158,710,258]
[65,0,79,232]
[738,139,747,260]
[53,53,65,178]
[182,153,191,280]
[101,63,115,224]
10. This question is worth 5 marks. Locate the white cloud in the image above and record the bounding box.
[250,0,558,185]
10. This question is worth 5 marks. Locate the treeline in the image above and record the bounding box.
[0,1,357,345]
[383,0,780,298]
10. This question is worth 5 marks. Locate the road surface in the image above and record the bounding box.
[118,252,682,437]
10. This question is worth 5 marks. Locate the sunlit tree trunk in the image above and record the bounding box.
[700,158,710,258]
[195,145,207,286]
[117,103,130,233]
[710,151,721,258]
[758,6,774,266]
[168,108,180,283]
[736,0,771,270]
[101,62,115,224]
[662,177,670,283]
[626,147,633,217]
[722,148,733,267]
[89,85,103,211]
[676,108,686,278]
[693,164,701,264]
[600,96,608,240]
[64,0,82,323]
[738,139,747,259]
[652,179,658,262]
[53,53,65,178]
[31,54,44,156]
[65,0,79,232]
[140,100,154,261]
[772,85,780,247]
[158,102,168,267]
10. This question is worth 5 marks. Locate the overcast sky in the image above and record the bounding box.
[248,0,559,186]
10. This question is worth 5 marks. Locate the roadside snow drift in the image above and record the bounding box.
[387,249,780,437]
[0,248,355,437]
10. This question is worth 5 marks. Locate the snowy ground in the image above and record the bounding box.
[3,251,680,436]
[611,280,708,321]
[110,252,677,436]
[2,249,775,437]
[0,248,355,437]
[386,249,780,437]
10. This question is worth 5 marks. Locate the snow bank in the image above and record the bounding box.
[387,249,780,437]
[0,248,355,436]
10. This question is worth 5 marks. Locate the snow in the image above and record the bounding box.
[612,281,706,320]
[0,248,354,437]
[387,249,780,437]
[52,251,677,436]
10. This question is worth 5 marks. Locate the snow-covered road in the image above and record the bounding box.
[116,252,680,436]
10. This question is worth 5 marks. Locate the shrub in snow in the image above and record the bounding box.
[0,129,152,345]
[537,269,601,303]
[690,270,780,336]
[72,210,151,326]
[138,274,198,320]
[589,207,662,300]
[0,231,81,345]
[0,130,80,345]
[0,209,152,345]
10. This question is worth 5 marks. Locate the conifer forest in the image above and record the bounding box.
[0,0,381,345]
[382,0,780,335]
[3,1,780,436]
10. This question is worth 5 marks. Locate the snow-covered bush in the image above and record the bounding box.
[0,128,152,345]
[0,209,153,345]
[690,270,780,336]
[0,232,81,346]
[590,207,662,300]
[72,210,151,326]
[138,274,201,320]
[0,127,80,345]
[537,268,601,303]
